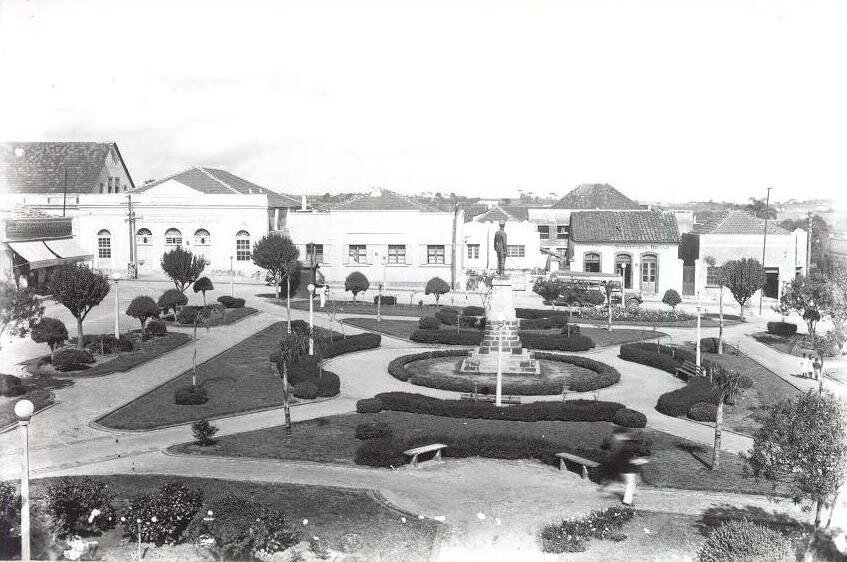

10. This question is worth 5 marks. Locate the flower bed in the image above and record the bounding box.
[580,306,693,323]
[409,328,594,351]
[540,507,635,553]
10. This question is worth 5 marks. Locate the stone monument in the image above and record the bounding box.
[461,221,540,375]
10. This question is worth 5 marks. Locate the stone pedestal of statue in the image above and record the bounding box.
[461,277,540,375]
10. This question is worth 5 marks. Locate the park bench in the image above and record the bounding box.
[459,393,522,405]
[403,443,447,468]
[556,452,600,479]
[675,360,705,381]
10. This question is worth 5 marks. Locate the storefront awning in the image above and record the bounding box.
[43,238,93,262]
[6,240,64,269]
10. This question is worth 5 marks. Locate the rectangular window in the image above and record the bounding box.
[387,244,406,264]
[557,225,569,239]
[348,244,367,263]
[427,245,445,264]
[506,245,525,258]
[107,178,113,193]
[236,239,251,261]
[538,225,550,240]
[584,253,601,273]
[467,244,480,259]
[706,266,721,286]
[305,243,324,265]
[98,238,111,259]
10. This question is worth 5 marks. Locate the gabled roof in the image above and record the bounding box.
[132,166,300,207]
[570,211,680,243]
[333,188,435,211]
[0,142,134,194]
[552,183,641,210]
[694,210,790,235]
[472,205,520,223]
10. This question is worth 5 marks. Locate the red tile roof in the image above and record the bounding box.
[333,188,436,211]
[552,183,641,210]
[694,210,790,235]
[570,211,680,243]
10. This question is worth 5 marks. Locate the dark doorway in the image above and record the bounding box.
[682,266,695,296]
[764,268,779,299]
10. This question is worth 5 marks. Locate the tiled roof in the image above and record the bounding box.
[333,188,435,211]
[472,205,520,223]
[552,183,641,210]
[0,142,131,194]
[570,211,680,243]
[132,166,300,207]
[694,210,789,235]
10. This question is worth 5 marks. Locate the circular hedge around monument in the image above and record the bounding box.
[388,350,620,395]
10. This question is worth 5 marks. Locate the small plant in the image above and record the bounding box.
[425,277,451,306]
[585,290,606,306]
[662,289,682,310]
[192,419,219,446]
[121,483,203,546]
[688,401,718,422]
[697,519,794,562]
[540,507,635,553]
[52,347,95,371]
[45,477,117,538]
[30,317,68,361]
[418,316,441,330]
[344,271,369,303]
[147,319,168,337]
[193,277,214,307]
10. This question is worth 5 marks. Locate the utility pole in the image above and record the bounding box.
[62,168,68,217]
[806,211,813,274]
[125,194,138,279]
[758,187,772,315]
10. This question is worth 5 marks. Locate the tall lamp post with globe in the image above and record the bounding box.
[111,271,122,337]
[307,283,315,355]
[15,399,34,562]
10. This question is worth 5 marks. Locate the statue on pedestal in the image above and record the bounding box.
[494,220,507,277]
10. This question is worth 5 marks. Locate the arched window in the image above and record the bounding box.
[640,253,658,294]
[615,253,633,289]
[236,230,251,261]
[136,228,152,245]
[194,229,211,246]
[584,252,601,273]
[164,228,182,246]
[97,229,112,258]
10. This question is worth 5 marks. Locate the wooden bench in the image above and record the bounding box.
[459,393,522,405]
[675,360,705,381]
[556,452,600,479]
[403,443,447,468]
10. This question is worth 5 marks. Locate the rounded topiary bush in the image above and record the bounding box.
[293,382,319,399]
[0,374,25,397]
[612,408,647,428]
[315,372,341,397]
[699,337,720,354]
[766,321,797,337]
[217,295,246,309]
[174,385,208,405]
[356,398,383,413]
[585,290,606,306]
[463,305,484,317]
[354,438,406,467]
[697,519,794,562]
[687,402,718,422]
[354,421,392,440]
[418,316,441,330]
[147,319,168,337]
[52,348,95,371]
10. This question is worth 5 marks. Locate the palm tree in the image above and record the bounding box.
[276,332,309,439]
[711,367,742,470]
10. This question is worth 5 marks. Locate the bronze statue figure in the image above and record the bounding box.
[494,220,507,276]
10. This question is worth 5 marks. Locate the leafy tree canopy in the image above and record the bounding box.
[720,258,764,318]
[161,246,206,292]
[1,279,44,343]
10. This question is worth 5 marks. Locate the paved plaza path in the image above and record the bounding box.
[1,281,842,559]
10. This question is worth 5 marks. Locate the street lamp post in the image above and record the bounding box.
[14,399,34,562]
[229,256,234,297]
[111,271,122,338]
[696,292,702,369]
[495,321,504,407]
[307,283,315,355]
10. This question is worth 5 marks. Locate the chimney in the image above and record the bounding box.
[301,194,308,211]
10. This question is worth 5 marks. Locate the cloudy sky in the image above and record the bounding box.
[1,0,845,203]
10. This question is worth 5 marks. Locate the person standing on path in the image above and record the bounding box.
[813,354,823,381]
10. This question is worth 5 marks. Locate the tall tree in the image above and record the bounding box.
[744,197,777,220]
[49,264,110,349]
[720,258,764,320]
[125,296,160,338]
[709,367,742,470]
[743,391,847,556]
[252,234,300,331]
[161,246,206,292]
[192,277,214,307]
[273,332,309,439]
[0,279,44,348]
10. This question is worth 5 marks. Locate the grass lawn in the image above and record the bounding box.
[287,298,437,317]
[172,411,776,496]
[97,322,319,430]
[24,332,191,379]
[344,317,665,348]
[0,374,72,428]
[24,475,437,562]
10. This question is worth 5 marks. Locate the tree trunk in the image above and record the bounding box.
[274,274,280,299]
[718,287,724,354]
[819,356,825,395]
[712,398,724,470]
[202,292,206,307]
[140,319,146,339]
[283,363,292,439]
[286,277,291,333]
[76,318,84,349]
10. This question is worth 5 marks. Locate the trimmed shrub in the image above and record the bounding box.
[688,402,718,422]
[192,419,219,446]
[293,382,319,399]
[699,337,720,354]
[738,374,754,389]
[766,321,797,337]
[158,288,188,314]
[697,519,794,562]
[559,323,581,335]
[197,498,299,560]
[520,332,595,352]
[121,483,203,546]
[126,295,160,335]
[520,317,554,330]
[176,306,199,325]
[174,385,208,405]
[0,374,24,397]
[314,372,340,397]
[217,295,246,308]
[373,295,397,305]
[30,317,68,354]
[612,408,647,428]
[356,398,383,413]
[585,290,606,306]
[418,316,441,330]
[662,289,682,310]
[619,343,696,374]
[425,277,451,305]
[410,329,483,346]
[147,319,168,337]
[434,309,459,325]
[344,271,369,301]
[656,378,718,417]
[355,420,392,440]
[463,305,485,316]
[515,308,569,320]
[45,477,116,538]
[80,334,132,355]
[52,347,95,371]
[354,438,406,468]
[319,332,381,357]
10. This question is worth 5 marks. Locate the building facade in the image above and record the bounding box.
[462,206,545,274]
